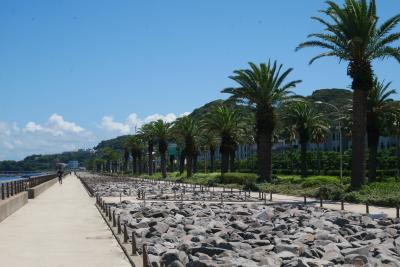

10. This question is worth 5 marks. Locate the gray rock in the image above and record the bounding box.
[160,249,188,266]
[322,244,344,264]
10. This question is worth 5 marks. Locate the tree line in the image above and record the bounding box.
[90,0,400,189]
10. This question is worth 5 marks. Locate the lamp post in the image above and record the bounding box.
[315,101,343,184]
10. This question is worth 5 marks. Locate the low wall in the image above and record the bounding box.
[0,192,28,222]
[28,177,58,199]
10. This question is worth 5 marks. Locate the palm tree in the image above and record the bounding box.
[139,123,156,175]
[102,147,119,173]
[367,78,398,182]
[311,124,330,174]
[280,125,297,170]
[152,120,172,178]
[223,60,301,182]
[173,116,199,178]
[126,135,143,175]
[123,140,130,173]
[283,101,329,177]
[203,105,243,175]
[199,131,219,173]
[297,0,400,188]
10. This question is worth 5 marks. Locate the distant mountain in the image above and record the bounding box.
[95,135,130,152]
[0,149,94,171]
[307,88,352,110]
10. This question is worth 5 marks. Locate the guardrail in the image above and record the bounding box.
[0,173,57,201]
[27,174,57,188]
[1,180,27,200]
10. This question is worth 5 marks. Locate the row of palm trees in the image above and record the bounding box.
[95,0,399,189]
[96,73,399,187]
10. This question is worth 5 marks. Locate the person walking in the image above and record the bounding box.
[57,169,64,184]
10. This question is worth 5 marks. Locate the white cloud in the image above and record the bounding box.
[100,116,131,135]
[49,114,84,133]
[100,112,189,135]
[0,115,96,161]
[0,111,190,160]
[23,114,84,136]
[24,122,44,133]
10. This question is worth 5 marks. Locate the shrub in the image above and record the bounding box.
[220,172,258,186]
[300,176,340,188]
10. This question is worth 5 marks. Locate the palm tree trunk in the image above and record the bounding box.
[220,138,230,176]
[210,147,215,172]
[221,152,229,175]
[169,155,174,172]
[179,151,186,174]
[138,152,143,175]
[256,108,274,182]
[229,149,236,172]
[397,134,400,181]
[186,155,193,178]
[132,154,137,175]
[317,142,321,175]
[148,142,153,175]
[160,151,167,178]
[300,139,308,178]
[367,129,379,183]
[351,88,368,188]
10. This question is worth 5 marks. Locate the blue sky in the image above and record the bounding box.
[0,0,399,160]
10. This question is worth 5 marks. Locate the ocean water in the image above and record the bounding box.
[0,176,24,183]
[0,172,45,184]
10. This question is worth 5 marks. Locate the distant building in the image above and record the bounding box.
[67,160,79,170]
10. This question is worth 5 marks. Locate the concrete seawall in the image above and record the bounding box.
[0,192,28,222]
[28,177,59,199]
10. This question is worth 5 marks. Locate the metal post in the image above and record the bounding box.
[396,206,399,218]
[341,199,344,210]
[1,184,4,200]
[113,210,116,227]
[143,244,149,267]
[123,223,128,243]
[320,197,323,208]
[131,231,137,255]
[304,196,307,205]
[108,206,112,221]
[366,203,369,214]
[117,215,121,234]
[339,121,343,184]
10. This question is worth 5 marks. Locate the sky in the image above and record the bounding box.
[0,0,399,160]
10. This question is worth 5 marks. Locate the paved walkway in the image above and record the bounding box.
[0,174,130,267]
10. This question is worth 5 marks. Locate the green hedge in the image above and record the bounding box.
[220,172,258,185]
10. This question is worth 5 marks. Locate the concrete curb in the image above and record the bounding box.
[28,178,59,199]
[0,192,28,222]
[95,203,143,267]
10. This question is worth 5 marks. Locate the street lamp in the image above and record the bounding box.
[314,101,343,183]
